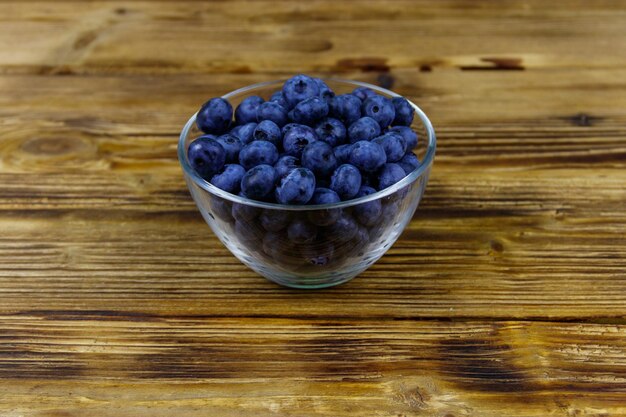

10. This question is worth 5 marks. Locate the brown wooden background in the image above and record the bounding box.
[1,1,626,415]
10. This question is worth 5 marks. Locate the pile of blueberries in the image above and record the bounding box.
[187,75,421,269]
[188,74,419,205]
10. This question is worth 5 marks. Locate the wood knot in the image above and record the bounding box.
[489,240,504,254]
[335,57,390,73]
[20,137,87,156]
[569,113,597,127]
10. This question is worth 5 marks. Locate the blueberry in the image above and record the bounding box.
[347,117,381,143]
[216,133,242,163]
[307,187,341,226]
[235,95,264,125]
[196,97,232,134]
[234,219,263,245]
[350,225,370,256]
[230,122,257,145]
[232,194,261,222]
[281,122,299,136]
[287,218,317,243]
[188,136,226,180]
[349,140,386,173]
[390,126,418,150]
[299,240,334,266]
[270,90,289,108]
[209,196,233,222]
[260,209,292,232]
[323,213,358,244]
[288,96,329,125]
[330,164,362,200]
[275,167,316,204]
[239,140,279,170]
[377,163,406,190]
[253,120,282,147]
[262,232,295,261]
[210,164,246,193]
[314,117,346,147]
[329,94,362,126]
[282,74,320,108]
[353,185,382,227]
[398,152,420,175]
[333,144,354,164]
[362,95,395,130]
[391,97,414,126]
[301,141,338,178]
[352,86,377,101]
[257,101,288,127]
[313,78,335,101]
[241,164,276,200]
[282,124,318,158]
[274,155,300,180]
[372,132,406,162]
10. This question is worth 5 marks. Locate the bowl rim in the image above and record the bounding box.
[178,78,436,211]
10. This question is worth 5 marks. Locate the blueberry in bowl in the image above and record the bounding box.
[178,76,436,288]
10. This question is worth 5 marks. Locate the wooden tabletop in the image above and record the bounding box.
[2,1,626,415]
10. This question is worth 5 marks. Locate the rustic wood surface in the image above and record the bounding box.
[1,1,625,415]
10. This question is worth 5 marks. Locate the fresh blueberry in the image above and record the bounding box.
[350,225,370,256]
[300,240,334,266]
[210,164,245,194]
[209,196,233,222]
[314,78,335,101]
[262,232,295,262]
[372,132,406,162]
[282,74,320,108]
[241,164,276,200]
[281,122,299,136]
[230,122,257,145]
[353,185,382,227]
[377,163,406,190]
[216,133,242,163]
[260,209,292,232]
[307,187,341,226]
[362,95,395,129]
[314,117,346,147]
[274,155,300,180]
[301,141,338,178]
[234,220,263,244]
[188,136,226,180]
[352,86,377,101]
[275,167,316,204]
[329,94,362,126]
[196,98,232,134]
[239,140,279,170]
[287,218,317,243]
[349,140,386,173]
[270,90,289,108]
[323,213,358,244]
[231,193,261,222]
[257,101,288,127]
[390,126,418,150]
[333,144,354,164]
[282,124,318,158]
[235,95,264,125]
[288,96,329,125]
[347,117,381,143]
[398,152,420,175]
[253,120,282,147]
[330,164,362,200]
[391,97,414,126]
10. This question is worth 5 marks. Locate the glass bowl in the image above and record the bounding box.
[178,79,436,289]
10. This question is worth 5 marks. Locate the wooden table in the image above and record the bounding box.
[1,1,625,415]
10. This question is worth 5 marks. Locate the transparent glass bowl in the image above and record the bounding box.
[178,79,436,288]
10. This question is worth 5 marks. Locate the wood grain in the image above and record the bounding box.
[0,0,625,415]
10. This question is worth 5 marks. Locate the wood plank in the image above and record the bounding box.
[0,317,625,416]
[0,1,626,75]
